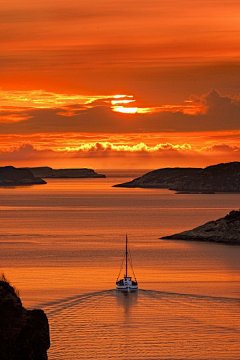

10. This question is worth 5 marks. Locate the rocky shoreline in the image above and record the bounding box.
[161,210,240,245]
[0,275,50,360]
[113,162,240,193]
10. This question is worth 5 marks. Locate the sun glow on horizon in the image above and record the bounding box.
[111,95,138,114]
[112,106,138,114]
[113,95,133,99]
[0,89,206,121]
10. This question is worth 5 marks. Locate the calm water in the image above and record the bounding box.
[0,170,239,359]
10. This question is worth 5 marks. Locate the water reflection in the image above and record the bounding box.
[48,289,240,360]
[114,290,138,316]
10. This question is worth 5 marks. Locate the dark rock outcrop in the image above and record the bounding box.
[0,166,106,186]
[0,166,46,186]
[161,210,240,245]
[0,276,50,360]
[113,162,240,193]
[27,167,106,178]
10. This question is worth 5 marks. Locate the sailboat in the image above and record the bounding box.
[116,235,138,291]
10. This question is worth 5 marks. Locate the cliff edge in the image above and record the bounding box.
[0,275,50,360]
[161,210,240,245]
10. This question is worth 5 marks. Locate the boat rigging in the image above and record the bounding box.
[116,234,138,291]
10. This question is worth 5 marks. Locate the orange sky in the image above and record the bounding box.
[1,0,240,169]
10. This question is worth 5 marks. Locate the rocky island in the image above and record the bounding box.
[0,274,50,360]
[113,162,240,193]
[27,166,106,179]
[0,166,46,186]
[0,166,106,186]
[162,210,240,245]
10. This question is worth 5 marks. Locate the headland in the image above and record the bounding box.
[161,210,240,245]
[113,162,240,193]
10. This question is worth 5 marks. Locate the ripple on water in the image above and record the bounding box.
[43,290,240,360]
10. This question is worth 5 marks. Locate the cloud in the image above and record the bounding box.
[202,144,240,153]
[0,89,239,135]
[1,0,239,109]
[0,114,32,122]
[0,89,113,109]
[0,144,56,161]
[191,89,240,113]
[0,142,191,158]
[65,142,193,159]
[1,141,239,162]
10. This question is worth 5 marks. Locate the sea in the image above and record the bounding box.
[0,169,239,360]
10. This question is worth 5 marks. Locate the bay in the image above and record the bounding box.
[0,169,239,359]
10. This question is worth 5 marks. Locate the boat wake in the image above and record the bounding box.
[33,288,240,360]
[33,288,239,318]
[139,289,240,304]
[34,290,112,316]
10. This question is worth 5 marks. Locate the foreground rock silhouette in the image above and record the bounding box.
[162,210,240,245]
[0,276,50,360]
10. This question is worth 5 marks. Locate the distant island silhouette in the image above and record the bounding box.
[113,162,240,193]
[162,210,240,245]
[0,166,46,186]
[0,166,106,186]
[27,166,106,179]
[0,274,50,359]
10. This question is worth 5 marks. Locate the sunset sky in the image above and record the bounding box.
[1,0,240,169]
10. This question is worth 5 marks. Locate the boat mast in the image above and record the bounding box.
[125,234,128,277]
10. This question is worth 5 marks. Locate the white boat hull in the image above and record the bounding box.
[116,285,138,291]
[116,276,138,291]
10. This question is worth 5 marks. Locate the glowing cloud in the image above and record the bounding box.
[1,141,240,170]
[0,89,114,109]
[0,89,239,168]
[0,89,207,123]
